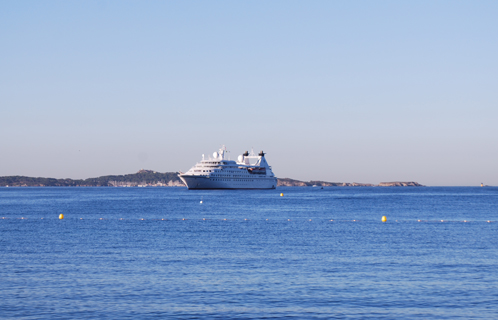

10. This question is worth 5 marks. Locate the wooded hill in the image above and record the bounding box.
[0,170,182,187]
[0,170,423,187]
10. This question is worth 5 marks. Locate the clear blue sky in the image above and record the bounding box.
[1,1,497,186]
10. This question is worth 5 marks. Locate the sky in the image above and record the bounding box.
[1,1,497,186]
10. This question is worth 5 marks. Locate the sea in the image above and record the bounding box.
[1,186,497,319]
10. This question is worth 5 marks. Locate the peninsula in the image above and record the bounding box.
[277,178,423,187]
[0,170,423,187]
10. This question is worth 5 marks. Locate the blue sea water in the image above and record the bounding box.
[1,187,498,319]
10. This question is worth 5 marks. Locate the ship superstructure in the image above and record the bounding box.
[178,146,277,189]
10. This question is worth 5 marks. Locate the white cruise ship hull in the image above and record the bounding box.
[179,146,277,190]
[179,175,277,190]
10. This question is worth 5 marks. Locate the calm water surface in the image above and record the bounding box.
[1,187,498,319]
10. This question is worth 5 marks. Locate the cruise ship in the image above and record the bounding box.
[178,146,277,189]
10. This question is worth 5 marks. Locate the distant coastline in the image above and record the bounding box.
[277,178,423,187]
[0,169,423,187]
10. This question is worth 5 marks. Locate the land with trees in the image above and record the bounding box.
[0,170,423,187]
[0,170,183,187]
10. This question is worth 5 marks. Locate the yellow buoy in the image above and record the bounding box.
[381,216,387,222]
[59,214,64,220]
[280,193,284,197]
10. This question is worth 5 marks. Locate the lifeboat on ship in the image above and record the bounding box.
[248,167,266,174]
